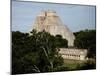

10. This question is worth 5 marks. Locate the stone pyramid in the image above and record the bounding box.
[33,10,75,47]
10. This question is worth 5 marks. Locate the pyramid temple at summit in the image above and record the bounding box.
[31,10,88,61]
[33,10,75,47]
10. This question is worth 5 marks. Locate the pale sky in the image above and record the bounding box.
[12,1,96,32]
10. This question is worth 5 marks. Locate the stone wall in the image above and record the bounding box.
[59,48,87,61]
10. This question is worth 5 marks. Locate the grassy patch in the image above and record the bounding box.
[63,59,86,70]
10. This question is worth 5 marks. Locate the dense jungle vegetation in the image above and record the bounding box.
[12,29,96,74]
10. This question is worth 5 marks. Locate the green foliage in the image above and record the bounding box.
[74,30,96,58]
[12,30,68,74]
[63,59,96,71]
[76,59,96,70]
[55,35,68,48]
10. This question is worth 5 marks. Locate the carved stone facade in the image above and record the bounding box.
[33,10,75,47]
[59,48,87,60]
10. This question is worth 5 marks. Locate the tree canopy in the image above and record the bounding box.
[74,29,96,58]
[12,30,68,74]
[12,29,96,74]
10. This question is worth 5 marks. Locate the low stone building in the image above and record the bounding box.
[59,48,87,60]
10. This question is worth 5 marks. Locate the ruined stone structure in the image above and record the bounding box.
[59,48,87,60]
[32,10,87,60]
[33,10,75,47]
